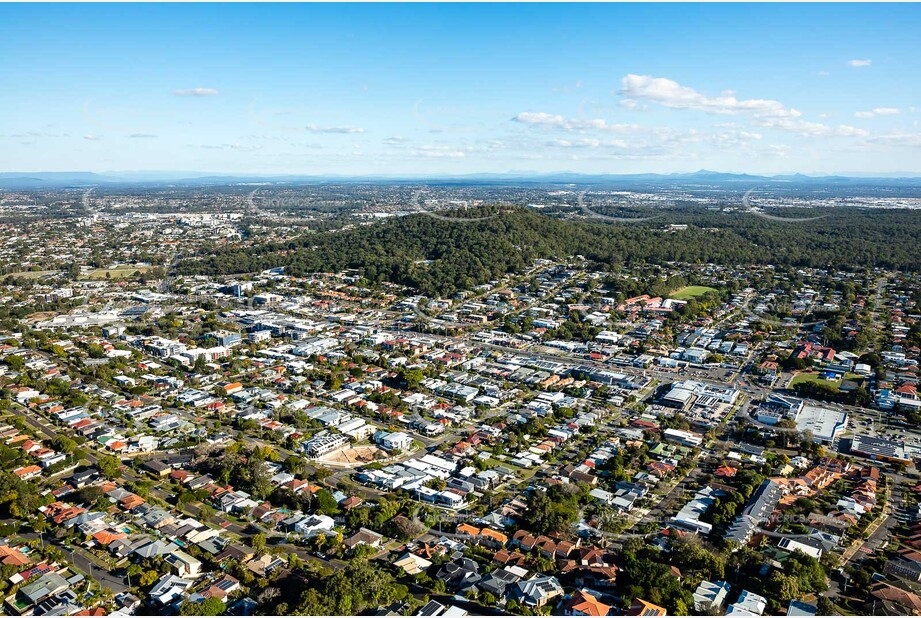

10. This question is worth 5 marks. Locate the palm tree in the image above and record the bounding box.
[32,514,48,534]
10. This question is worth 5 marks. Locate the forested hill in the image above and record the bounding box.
[179,205,921,296]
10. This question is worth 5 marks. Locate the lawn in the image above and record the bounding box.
[4,266,155,281]
[3,269,58,280]
[484,457,539,481]
[670,285,718,300]
[84,266,153,280]
[789,372,840,391]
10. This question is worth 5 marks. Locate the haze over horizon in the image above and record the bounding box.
[5,169,921,183]
[2,3,920,176]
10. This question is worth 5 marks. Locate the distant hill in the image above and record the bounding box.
[2,169,920,189]
[178,204,921,296]
[0,171,117,188]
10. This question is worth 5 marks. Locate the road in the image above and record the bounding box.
[840,481,899,567]
[15,529,128,593]
[6,402,351,588]
[157,252,182,295]
[403,262,564,333]
[869,275,888,342]
[9,263,908,600]
[379,326,743,396]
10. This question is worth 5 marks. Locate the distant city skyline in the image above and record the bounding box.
[2,3,920,175]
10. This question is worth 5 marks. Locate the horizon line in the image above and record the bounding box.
[4,169,921,181]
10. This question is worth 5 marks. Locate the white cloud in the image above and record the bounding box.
[383,136,410,145]
[765,144,791,157]
[412,145,466,158]
[546,138,629,149]
[513,112,566,126]
[304,124,365,134]
[2,131,69,139]
[848,59,872,67]
[197,143,263,151]
[615,74,868,139]
[512,112,641,133]
[618,74,800,118]
[755,117,868,137]
[128,133,158,138]
[868,132,921,147]
[173,88,220,96]
[854,107,901,118]
[711,130,763,148]
[83,134,101,141]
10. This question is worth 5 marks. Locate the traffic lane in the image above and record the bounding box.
[17,530,128,593]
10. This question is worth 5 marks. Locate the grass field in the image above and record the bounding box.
[84,266,153,280]
[484,457,539,481]
[4,270,58,280]
[670,285,718,300]
[789,372,840,391]
[5,266,154,281]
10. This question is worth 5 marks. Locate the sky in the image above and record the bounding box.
[1,3,920,177]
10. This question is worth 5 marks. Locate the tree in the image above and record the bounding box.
[352,543,374,560]
[32,514,47,534]
[247,457,274,500]
[97,455,121,480]
[816,596,837,616]
[198,504,214,522]
[424,477,447,491]
[525,485,582,534]
[770,572,800,602]
[140,569,160,587]
[314,466,332,482]
[674,599,691,616]
[283,455,305,475]
[51,436,77,454]
[315,489,339,515]
[180,597,226,616]
[251,532,266,554]
[287,558,408,615]
[391,514,425,540]
[402,368,424,390]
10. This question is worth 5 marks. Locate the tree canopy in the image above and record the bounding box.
[180,205,921,296]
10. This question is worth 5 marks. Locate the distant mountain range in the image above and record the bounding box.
[2,169,921,189]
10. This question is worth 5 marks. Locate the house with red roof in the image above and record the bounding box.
[0,545,30,567]
[559,590,611,616]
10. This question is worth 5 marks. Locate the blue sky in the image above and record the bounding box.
[1,3,919,176]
